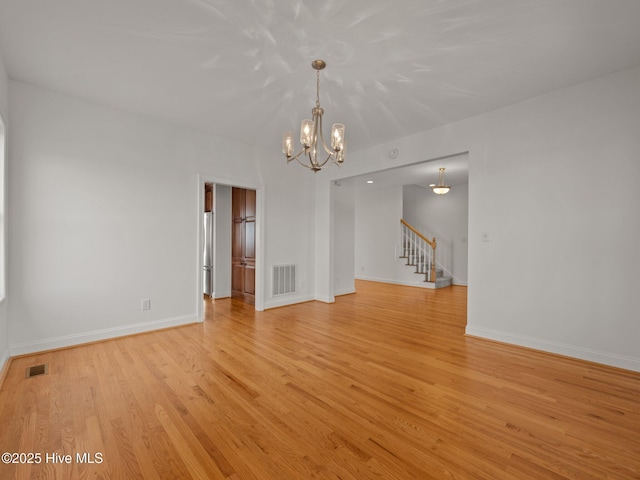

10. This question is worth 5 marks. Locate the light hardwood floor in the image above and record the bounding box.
[0,281,639,479]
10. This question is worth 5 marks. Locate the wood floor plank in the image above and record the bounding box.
[1,280,639,479]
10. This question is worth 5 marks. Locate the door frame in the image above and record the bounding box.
[196,174,264,321]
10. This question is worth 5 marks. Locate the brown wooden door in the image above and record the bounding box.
[232,187,256,304]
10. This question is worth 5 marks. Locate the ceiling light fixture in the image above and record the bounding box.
[282,60,346,172]
[430,167,451,195]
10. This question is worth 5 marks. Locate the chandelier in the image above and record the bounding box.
[282,60,346,172]
[430,167,451,194]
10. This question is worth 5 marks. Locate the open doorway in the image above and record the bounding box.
[197,178,262,321]
[200,183,232,302]
[331,153,469,296]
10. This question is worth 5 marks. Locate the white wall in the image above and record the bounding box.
[465,65,640,371]
[403,180,469,285]
[8,81,262,354]
[0,53,8,373]
[332,180,355,296]
[5,78,321,356]
[260,158,317,308]
[354,185,419,285]
[323,65,640,372]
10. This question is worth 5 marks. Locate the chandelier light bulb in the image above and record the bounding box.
[300,119,313,147]
[331,123,345,151]
[282,131,294,157]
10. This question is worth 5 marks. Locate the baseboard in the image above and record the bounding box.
[465,325,640,373]
[313,294,335,303]
[264,288,355,309]
[0,350,11,390]
[334,287,356,296]
[264,294,315,310]
[9,314,198,357]
[355,275,436,289]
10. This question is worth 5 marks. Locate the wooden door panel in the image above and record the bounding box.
[232,187,245,221]
[232,264,245,292]
[244,266,255,296]
[231,187,256,304]
[232,221,244,259]
[244,189,256,220]
[244,221,255,260]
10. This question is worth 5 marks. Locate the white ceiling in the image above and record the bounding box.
[1,0,640,156]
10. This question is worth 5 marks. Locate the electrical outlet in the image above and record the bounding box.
[141,299,151,311]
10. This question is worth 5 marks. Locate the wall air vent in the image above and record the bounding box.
[272,264,296,296]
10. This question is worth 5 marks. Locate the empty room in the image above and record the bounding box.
[0,1,639,479]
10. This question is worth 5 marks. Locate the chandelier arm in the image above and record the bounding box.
[313,153,333,169]
[308,148,324,170]
[316,113,335,157]
[286,147,308,164]
[306,150,317,170]
[294,156,316,169]
[310,110,321,168]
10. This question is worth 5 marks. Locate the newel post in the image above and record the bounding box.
[430,237,437,283]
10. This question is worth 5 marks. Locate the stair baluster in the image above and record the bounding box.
[400,219,448,286]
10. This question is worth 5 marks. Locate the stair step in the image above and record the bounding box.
[431,276,452,288]
[399,253,450,287]
[413,268,444,276]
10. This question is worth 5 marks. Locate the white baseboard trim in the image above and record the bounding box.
[9,314,198,357]
[264,294,315,310]
[313,294,335,304]
[0,349,9,369]
[465,325,640,373]
[334,287,356,296]
[0,349,11,386]
[264,289,354,309]
[355,275,436,289]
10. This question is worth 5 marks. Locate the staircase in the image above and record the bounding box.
[400,219,452,288]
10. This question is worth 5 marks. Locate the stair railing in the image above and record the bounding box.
[400,219,437,282]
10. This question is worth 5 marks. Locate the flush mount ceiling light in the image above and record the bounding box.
[430,167,451,194]
[282,60,346,172]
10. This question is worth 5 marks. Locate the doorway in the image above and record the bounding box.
[197,178,262,321]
